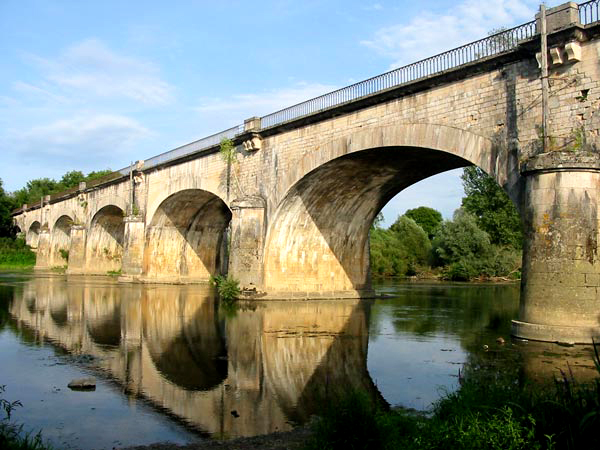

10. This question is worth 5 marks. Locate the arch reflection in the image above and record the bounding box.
[8,278,378,439]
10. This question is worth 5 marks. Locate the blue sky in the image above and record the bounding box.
[0,0,560,225]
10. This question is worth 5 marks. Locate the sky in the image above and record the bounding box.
[0,0,562,225]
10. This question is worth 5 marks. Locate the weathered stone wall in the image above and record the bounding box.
[12,9,600,341]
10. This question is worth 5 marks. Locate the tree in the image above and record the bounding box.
[389,215,431,267]
[85,169,113,182]
[404,206,442,240]
[59,170,85,189]
[0,179,17,237]
[12,178,58,207]
[370,215,431,277]
[461,167,522,249]
[431,209,521,280]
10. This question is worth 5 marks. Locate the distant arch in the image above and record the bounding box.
[48,215,74,267]
[26,221,41,249]
[85,205,125,274]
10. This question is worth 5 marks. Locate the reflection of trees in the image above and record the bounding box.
[0,283,11,331]
[374,282,519,352]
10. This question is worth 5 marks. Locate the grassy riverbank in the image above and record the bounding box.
[305,350,600,450]
[0,238,35,270]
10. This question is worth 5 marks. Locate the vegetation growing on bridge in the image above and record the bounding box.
[370,167,523,281]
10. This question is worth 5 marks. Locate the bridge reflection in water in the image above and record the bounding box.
[9,276,381,439]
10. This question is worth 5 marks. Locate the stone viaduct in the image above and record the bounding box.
[12,2,600,343]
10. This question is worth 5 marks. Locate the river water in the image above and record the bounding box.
[0,273,597,449]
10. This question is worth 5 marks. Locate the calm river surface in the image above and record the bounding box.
[0,273,597,449]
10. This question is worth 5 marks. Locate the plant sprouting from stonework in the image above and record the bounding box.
[220,138,236,164]
[59,248,69,262]
[220,138,244,198]
[571,126,586,152]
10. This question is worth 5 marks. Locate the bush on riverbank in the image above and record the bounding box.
[0,238,36,269]
[305,346,600,449]
[432,209,521,281]
[370,216,430,277]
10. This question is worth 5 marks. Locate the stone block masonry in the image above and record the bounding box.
[12,2,600,342]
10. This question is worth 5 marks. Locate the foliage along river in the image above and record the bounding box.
[0,272,597,449]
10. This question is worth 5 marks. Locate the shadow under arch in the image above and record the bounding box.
[142,189,232,282]
[49,215,73,267]
[86,205,125,274]
[26,221,41,249]
[263,132,523,296]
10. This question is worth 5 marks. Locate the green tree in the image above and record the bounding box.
[370,215,431,277]
[59,170,85,189]
[12,178,58,207]
[85,169,113,182]
[461,166,522,249]
[432,209,520,280]
[404,206,443,240]
[0,180,17,237]
[390,216,431,267]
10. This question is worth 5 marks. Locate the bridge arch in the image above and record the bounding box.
[85,205,125,274]
[26,221,41,249]
[49,215,74,267]
[142,189,232,282]
[263,123,521,296]
[88,197,128,224]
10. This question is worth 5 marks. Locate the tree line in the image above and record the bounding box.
[370,166,523,281]
[0,169,112,238]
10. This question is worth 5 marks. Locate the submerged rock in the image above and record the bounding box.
[68,377,96,390]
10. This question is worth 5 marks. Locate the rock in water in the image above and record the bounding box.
[68,377,96,390]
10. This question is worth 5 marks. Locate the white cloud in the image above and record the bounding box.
[361,0,540,68]
[19,39,174,105]
[9,114,151,163]
[190,82,339,136]
[195,82,339,117]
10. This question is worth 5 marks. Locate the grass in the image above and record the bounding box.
[0,238,35,269]
[304,344,600,450]
[1,386,52,450]
[106,269,122,277]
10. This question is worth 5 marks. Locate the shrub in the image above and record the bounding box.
[210,275,241,301]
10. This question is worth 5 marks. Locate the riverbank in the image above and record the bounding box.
[0,237,35,270]
[124,425,313,450]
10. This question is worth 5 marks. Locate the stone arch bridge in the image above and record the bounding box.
[13,2,600,343]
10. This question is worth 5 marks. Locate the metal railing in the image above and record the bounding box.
[139,124,244,172]
[580,0,600,25]
[261,21,536,128]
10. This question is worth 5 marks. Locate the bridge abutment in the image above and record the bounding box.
[513,152,600,343]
